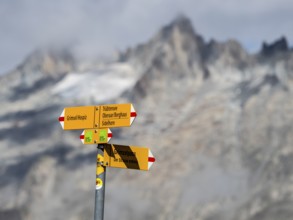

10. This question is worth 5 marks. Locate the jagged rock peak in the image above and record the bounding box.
[261,36,289,56]
[121,15,205,67]
[157,14,198,40]
[17,47,75,76]
[203,38,248,67]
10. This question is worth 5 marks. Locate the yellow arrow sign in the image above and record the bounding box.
[80,128,112,144]
[58,103,136,130]
[59,106,96,130]
[103,144,155,171]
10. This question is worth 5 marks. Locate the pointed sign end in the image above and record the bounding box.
[148,150,155,170]
[59,109,65,129]
[130,104,137,125]
[80,131,85,144]
[108,128,112,142]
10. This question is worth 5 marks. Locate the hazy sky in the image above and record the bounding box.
[0,0,293,74]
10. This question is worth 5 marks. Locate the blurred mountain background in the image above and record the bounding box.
[1,13,293,220]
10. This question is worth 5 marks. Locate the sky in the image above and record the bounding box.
[0,0,293,74]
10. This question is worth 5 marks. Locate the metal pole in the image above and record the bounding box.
[94,144,106,220]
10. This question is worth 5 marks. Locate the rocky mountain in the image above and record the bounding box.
[0,15,293,220]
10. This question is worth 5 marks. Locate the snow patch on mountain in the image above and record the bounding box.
[52,63,138,103]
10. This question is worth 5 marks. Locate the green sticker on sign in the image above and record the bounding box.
[85,130,93,143]
[99,129,107,142]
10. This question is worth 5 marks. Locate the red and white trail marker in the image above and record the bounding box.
[148,150,155,170]
[130,104,136,125]
[59,109,65,129]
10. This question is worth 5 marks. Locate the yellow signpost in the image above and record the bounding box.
[58,102,155,220]
[59,103,136,130]
[80,129,112,144]
[103,144,155,171]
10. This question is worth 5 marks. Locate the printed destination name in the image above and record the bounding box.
[67,115,87,120]
[102,120,115,126]
[119,159,138,164]
[103,106,118,111]
[102,112,127,119]
[113,149,136,157]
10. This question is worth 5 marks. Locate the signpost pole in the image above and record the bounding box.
[94,144,106,220]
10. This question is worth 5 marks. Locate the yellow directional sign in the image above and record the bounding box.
[80,129,112,144]
[59,103,137,130]
[103,144,155,171]
[98,103,136,128]
[59,106,96,130]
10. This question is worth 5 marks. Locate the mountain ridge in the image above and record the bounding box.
[0,15,293,220]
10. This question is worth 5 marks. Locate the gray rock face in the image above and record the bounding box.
[0,16,293,220]
[0,48,75,104]
[261,37,289,57]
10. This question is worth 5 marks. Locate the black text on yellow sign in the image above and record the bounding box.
[58,103,137,130]
[102,144,155,171]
